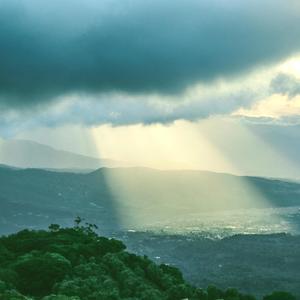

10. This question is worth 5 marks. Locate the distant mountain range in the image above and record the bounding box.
[0,166,300,235]
[0,139,128,170]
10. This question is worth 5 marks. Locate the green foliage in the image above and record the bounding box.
[0,222,296,300]
[48,224,60,232]
[263,291,296,300]
[207,285,224,300]
[42,296,80,300]
[13,252,71,296]
[0,280,32,300]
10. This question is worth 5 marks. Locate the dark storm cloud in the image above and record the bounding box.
[1,0,300,107]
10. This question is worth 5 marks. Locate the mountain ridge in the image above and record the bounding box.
[1,166,300,235]
[0,138,128,170]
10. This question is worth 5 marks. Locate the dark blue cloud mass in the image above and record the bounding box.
[1,0,300,107]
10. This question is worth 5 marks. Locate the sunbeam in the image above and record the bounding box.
[89,120,286,232]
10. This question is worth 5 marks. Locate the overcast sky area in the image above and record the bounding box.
[1,0,300,178]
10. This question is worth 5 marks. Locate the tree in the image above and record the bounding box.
[14,252,71,297]
[74,216,83,228]
[224,287,239,300]
[42,295,81,300]
[207,285,223,300]
[49,224,60,232]
[263,291,296,300]
[0,222,296,300]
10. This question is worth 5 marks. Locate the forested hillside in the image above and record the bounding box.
[121,232,300,299]
[0,221,296,300]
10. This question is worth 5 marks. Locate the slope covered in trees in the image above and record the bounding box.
[0,221,296,300]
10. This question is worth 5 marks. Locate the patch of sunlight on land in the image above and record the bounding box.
[90,121,286,230]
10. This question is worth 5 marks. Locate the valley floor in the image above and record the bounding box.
[116,231,300,299]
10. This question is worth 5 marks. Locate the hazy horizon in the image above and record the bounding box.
[2,116,300,179]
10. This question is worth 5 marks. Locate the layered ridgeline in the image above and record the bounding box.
[0,222,296,300]
[1,165,300,234]
[0,139,127,171]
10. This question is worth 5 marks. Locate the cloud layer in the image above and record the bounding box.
[271,73,300,97]
[1,0,300,107]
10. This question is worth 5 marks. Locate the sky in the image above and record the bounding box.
[1,0,300,178]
